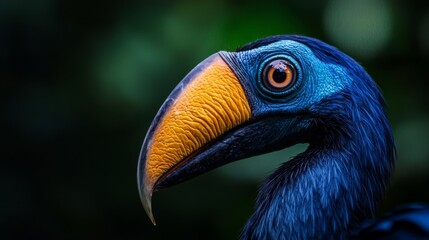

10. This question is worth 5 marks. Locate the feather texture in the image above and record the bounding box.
[239,35,396,239]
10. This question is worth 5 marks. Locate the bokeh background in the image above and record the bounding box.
[2,0,429,239]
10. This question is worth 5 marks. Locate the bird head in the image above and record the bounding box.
[137,35,385,224]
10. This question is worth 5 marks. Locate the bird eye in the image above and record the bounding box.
[262,59,296,92]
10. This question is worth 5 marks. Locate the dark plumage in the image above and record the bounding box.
[137,35,429,239]
[350,204,429,239]
[238,35,395,239]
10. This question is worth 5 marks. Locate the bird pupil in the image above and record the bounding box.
[273,68,286,83]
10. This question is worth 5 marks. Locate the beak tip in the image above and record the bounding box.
[140,186,157,226]
[145,204,157,226]
[138,169,157,225]
[138,151,157,225]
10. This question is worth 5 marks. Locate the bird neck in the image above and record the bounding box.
[241,90,395,239]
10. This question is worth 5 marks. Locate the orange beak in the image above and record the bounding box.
[137,53,251,224]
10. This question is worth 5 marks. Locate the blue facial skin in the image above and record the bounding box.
[152,35,396,239]
[219,36,395,239]
[221,40,350,110]
[219,39,354,145]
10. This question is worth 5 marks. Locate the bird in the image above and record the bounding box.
[136,35,429,239]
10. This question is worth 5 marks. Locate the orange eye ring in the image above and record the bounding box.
[262,59,296,92]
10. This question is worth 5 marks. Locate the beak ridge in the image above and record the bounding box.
[137,53,251,223]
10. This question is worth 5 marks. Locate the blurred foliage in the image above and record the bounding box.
[2,0,429,239]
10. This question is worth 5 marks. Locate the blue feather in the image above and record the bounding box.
[350,204,429,239]
[140,35,429,239]
[239,35,397,239]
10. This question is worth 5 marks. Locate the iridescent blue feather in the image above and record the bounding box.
[236,36,427,239]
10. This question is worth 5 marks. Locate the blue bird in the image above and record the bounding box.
[137,35,429,239]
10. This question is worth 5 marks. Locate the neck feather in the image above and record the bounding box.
[241,89,395,239]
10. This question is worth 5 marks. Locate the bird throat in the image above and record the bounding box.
[240,97,395,239]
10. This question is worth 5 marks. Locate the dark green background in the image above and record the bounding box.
[2,0,429,239]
